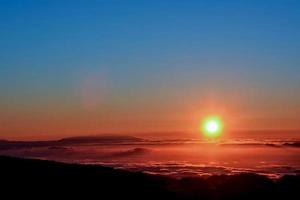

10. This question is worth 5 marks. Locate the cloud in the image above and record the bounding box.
[85,161,300,179]
[109,148,151,157]
[1,136,300,149]
[0,136,299,179]
[0,145,151,162]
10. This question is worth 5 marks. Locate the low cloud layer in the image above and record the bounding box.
[91,162,300,179]
[0,136,299,179]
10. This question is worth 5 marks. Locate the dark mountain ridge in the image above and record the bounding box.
[0,135,145,150]
[0,156,299,200]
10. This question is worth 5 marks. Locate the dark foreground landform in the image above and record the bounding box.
[0,156,299,200]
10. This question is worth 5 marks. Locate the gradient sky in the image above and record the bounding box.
[1,0,300,140]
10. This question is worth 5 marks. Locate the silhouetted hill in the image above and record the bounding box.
[58,135,144,144]
[0,156,299,199]
[0,135,145,150]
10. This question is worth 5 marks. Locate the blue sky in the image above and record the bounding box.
[1,0,300,138]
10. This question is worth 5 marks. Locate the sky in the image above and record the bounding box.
[0,0,300,140]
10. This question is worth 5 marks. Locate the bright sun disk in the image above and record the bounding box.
[201,116,223,138]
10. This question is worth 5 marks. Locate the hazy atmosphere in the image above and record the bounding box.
[1,0,300,140]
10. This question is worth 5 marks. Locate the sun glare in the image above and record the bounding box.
[201,116,223,138]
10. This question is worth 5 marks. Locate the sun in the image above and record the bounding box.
[201,116,223,138]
